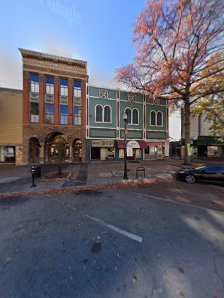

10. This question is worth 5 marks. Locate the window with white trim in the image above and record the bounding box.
[104,106,111,123]
[157,111,163,126]
[96,105,103,122]
[150,111,156,126]
[30,73,39,93]
[74,80,81,98]
[125,108,132,124]
[60,78,68,97]
[46,76,54,95]
[132,109,139,124]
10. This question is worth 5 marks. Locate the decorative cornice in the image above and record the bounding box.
[19,48,87,67]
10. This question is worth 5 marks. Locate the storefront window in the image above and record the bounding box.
[135,149,141,158]
[119,149,124,158]
[108,148,115,158]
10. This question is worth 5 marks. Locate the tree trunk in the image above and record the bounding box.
[184,99,191,165]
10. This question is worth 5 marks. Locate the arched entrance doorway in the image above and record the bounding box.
[45,132,70,163]
[29,137,41,163]
[73,139,82,162]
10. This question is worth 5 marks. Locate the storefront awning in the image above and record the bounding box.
[148,142,165,147]
[117,140,148,149]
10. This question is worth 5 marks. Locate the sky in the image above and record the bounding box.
[0,0,180,140]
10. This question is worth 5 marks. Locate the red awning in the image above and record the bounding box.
[148,142,165,147]
[117,140,125,149]
[117,140,148,149]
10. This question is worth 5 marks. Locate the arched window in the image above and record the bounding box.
[96,105,103,122]
[150,111,156,126]
[125,108,132,124]
[132,109,139,124]
[157,111,163,126]
[104,106,111,123]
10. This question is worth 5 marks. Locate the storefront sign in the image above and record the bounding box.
[92,140,114,148]
[127,140,140,148]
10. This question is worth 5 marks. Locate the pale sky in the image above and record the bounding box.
[0,0,180,140]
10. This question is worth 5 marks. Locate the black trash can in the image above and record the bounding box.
[35,166,41,178]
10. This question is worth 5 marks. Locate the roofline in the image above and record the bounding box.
[19,48,87,65]
[88,84,141,94]
[0,87,22,93]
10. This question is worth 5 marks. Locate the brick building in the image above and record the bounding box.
[20,48,88,164]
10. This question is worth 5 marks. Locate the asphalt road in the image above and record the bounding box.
[0,187,224,298]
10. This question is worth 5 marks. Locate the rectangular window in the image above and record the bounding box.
[74,80,81,98]
[60,78,68,96]
[30,102,39,123]
[46,76,54,95]
[74,106,81,125]
[30,73,39,93]
[45,103,54,124]
[60,105,68,125]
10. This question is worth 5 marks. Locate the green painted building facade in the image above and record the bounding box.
[86,86,169,161]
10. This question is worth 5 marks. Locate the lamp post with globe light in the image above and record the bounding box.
[123,112,128,180]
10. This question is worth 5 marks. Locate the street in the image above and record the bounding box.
[1,183,224,298]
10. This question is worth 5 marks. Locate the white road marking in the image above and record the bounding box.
[54,198,143,243]
[85,214,143,243]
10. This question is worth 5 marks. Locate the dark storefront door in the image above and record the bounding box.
[91,148,100,160]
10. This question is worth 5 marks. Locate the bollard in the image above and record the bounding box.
[31,166,37,187]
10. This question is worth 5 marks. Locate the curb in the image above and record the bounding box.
[0,177,174,199]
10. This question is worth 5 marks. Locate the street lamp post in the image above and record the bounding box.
[123,112,128,180]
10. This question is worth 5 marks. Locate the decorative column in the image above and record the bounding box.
[39,142,45,163]
[39,74,45,124]
[81,80,87,162]
[69,145,73,162]
[23,71,30,124]
[54,76,60,125]
[68,78,74,126]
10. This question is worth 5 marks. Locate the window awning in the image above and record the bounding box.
[117,140,148,149]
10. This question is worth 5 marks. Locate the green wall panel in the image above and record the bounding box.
[90,129,116,138]
[147,131,167,139]
[120,130,143,139]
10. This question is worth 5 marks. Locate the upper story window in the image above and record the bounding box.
[60,105,68,125]
[96,105,103,122]
[104,106,111,123]
[95,105,111,123]
[30,74,39,94]
[46,76,54,95]
[74,80,81,98]
[74,106,81,125]
[150,110,163,126]
[157,111,163,126]
[125,108,139,125]
[150,111,156,126]
[125,108,132,124]
[30,102,39,123]
[60,78,68,97]
[45,103,54,124]
[132,109,139,125]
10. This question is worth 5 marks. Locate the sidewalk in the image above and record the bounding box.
[0,158,216,196]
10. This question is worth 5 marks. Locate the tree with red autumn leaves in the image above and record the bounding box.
[116,0,224,164]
